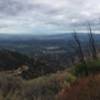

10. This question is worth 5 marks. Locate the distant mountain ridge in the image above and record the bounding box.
[0,33,100,42]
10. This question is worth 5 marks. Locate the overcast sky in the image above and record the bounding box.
[0,0,100,34]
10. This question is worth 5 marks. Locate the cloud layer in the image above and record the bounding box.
[0,0,100,34]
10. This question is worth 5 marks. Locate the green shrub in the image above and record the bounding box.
[86,60,100,74]
[73,62,88,76]
[73,59,100,77]
[63,73,76,87]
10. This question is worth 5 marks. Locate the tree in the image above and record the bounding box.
[88,23,97,59]
[72,31,89,76]
[72,31,85,63]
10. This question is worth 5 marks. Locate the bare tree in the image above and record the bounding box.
[66,39,80,65]
[72,31,89,76]
[88,23,97,59]
[72,31,85,63]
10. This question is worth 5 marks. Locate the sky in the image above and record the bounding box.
[0,0,100,34]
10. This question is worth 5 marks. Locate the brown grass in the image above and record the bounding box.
[57,74,100,100]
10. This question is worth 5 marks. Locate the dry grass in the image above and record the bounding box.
[0,70,75,100]
[57,74,100,100]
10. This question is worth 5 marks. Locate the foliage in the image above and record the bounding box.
[0,71,75,100]
[73,62,88,76]
[86,59,100,74]
[73,59,100,76]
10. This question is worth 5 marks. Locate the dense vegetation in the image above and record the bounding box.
[0,71,75,100]
[0,59,100,100]
[0,49,65,79]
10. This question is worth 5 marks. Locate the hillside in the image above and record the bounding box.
[57,74,100,100]
[0,63,100,100]
[0,33,99,99]
[0,49,33,71]
[0,50,65,79]
[0,70,76,100]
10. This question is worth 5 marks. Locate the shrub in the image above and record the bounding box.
[73,59,100,76]
[0,74,24,100]
[73,62,88,76]
[0,71,71,100]
[86,60,100,74]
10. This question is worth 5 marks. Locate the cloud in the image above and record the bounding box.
[0,0,100,34]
